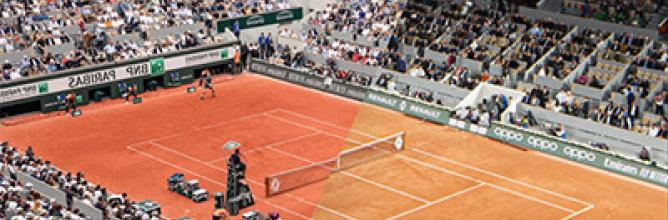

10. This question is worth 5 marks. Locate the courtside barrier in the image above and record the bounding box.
[249,60,367,100]
[365,88,451,124]
[487,122,668,187]
[251,60,668,188]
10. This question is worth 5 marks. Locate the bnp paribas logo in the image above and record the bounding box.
[399,100,407,111]
[220,49,229,59]
[38,82,48,93]
[150,58,165,76]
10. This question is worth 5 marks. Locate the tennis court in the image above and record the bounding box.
[0,74,665,219]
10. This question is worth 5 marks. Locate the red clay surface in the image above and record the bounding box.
[1,73,666,220]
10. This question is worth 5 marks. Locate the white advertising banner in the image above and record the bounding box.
[0,59,165,104]
[0,45,236,104]
[164,47,235,70]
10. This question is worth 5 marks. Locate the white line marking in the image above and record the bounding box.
[144,135,357,220]
[265,144,431,204]
[127,107,593,219]
[265,114,322,133]
[206,131,321,163]
[392,151,576,214]
[385,183,486,220]
[339,172,430,204]
[278,110,593,211]
[127,109,274,145]
[126,145,310,220]
[198,109,278,130]
[411,148,593,206]
[205,157,228,165]
[270,110,582,214]
[560,204,595,220]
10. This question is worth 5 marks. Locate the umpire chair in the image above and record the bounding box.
[225,152,255,215]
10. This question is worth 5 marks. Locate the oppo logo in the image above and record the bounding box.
[563,146,596,162]
[527,136,559,152]
[494,128,523,142]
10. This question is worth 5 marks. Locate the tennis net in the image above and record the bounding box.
[265,131,406,197]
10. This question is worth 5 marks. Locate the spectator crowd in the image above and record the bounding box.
[1,142,162,219]
[0,0,296,82]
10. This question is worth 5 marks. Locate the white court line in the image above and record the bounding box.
[385,183,486,220]
[265,112,577,214]
[127,109,275,146]
[264,144,431,204]
[144,134,357,220]
[264,114,324,133]
[197,109,279,130]
[411,148,594,207]
[277,109,593,206]
[339,167,429,204]
[394,149,576,214]
[560,204,595,220]
[205,131,321,164]
[266,113,578,215]
[272,109,583,214]
[123,108,357,220]
[126,144,310,220]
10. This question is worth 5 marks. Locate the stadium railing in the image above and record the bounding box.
[251,59,668,187]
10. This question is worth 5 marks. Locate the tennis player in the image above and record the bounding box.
[198,69,215,100]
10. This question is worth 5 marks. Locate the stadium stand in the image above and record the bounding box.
[0,0,296,82]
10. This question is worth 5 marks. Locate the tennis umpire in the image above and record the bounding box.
[199,69,215,100]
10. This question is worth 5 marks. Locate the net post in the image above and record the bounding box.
[336,154,341,171]
[265,177,271,197]
[398,131,406,151]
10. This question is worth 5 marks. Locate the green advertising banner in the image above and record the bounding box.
[216,8,304,33]
[365,90,450,124]
[487,123,668,187]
